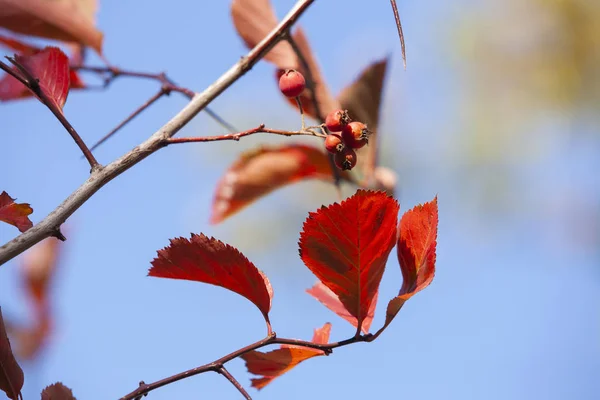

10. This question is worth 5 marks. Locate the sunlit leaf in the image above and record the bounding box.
[306,281,377,334]
[149,233,273,330]
[41,382,76,400]
[0,0,102,53]
[0,191,33,232]
[242,322,331,390]
[381,197,438,330]
[0,308,24,400]
[299,190,399,333]
[211,144,337,224]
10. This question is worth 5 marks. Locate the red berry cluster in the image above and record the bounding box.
[324,109,370,170]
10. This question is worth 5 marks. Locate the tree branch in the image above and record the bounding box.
[217,366,252,400]
[120,331,373,400]
[0,0,316,266]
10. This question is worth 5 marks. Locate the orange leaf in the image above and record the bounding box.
[0,0,103,53]
[337,58,389,181]
[21,238,62,316]
[242,322,331,390]
[41,382,76,400]
[8,46,71,110]
[306,281,377,334]
[382,197,438,329]
[210,144,334,224]
[0,191,33,232]
[231,0,297,69]
[0,308,24,400]
[299,190,399,333]
[149,233,273,330]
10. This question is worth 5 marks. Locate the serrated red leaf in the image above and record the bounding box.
[338,58,389,181]
[231,0,297,69]
[382,197,438,329]
[299,190,399,333]
[41,382,76,400]
[0,308,24,400]
[210,144,336,224]
[0,191,33,232]
[306,281,377,334]
[9,46,71,110]
[242,322,331,390]
[0,0,103,53]
[149,233,273,330]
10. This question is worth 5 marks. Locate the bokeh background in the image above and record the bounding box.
[1,0,599,399]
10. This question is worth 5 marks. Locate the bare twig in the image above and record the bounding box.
[217,366,252,400]
[0,0,316,265]
[164,123,325,145]
[0,59,100,170]
[390,0,407,69]
[120,331,373,400]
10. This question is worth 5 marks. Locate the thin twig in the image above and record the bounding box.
[164,123,325,145]
[120,331,372,400]
[0,59,100,170]
[0,0,316,265]
[88,88,166,153]
[390,0,407,69]
[217,366,252,400]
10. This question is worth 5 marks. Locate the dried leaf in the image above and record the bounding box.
[231,0,297,69]
[242,323,331,390]
[149,233,273,330]
[41,382,76,400]
[0,191,33,232]
[382,197,438,330]
[0,308,24,400]
[0,0,102,53]
[21,238,62,315]
[338,58,389,180]
[8,46,71,110]
[210,144,336,224]
[299,190,399,333]
[306,281,377,334]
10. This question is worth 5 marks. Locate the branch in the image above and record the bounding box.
[120,331,373,400]
[0,0,316,266]
[217,366,252,400]
[0,59,99,170]
[164,123,325,145]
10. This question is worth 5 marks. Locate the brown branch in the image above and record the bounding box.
[390,0,407,69]
[0,0,316,264]
[217,366,252,400]
[163,123,325,145]
[0,59,100,171]
[120,331,373,400]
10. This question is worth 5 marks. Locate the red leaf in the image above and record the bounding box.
[149,233,273,330]
[210,144,337,224]
[9,46,71,110]
[0,191,33,232]
[299,190,399,333]
[231,0,297,69]
[306,281,377,334]
[41,382,76,400]
[21,238,62,316]
[0,34,39,55]
[382,197,438,330]
[337,58,389,182]
[0,0,103,53]
[0,308,24,400]
[242,322,331,390]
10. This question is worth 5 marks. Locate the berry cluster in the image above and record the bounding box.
[324,110,370,171]
[278,69,370,171]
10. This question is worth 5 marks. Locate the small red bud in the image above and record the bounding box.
[278,69,306,98]
[341,121,370,149]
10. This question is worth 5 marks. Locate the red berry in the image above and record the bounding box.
[341,121,370,149]
[324,133,344,154]
[278,69,306,98]
[325,109,351,132]
[334,147,357,170]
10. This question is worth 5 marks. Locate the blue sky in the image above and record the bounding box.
[1,1,599,399]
